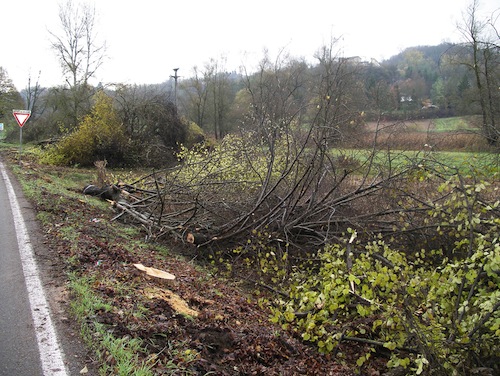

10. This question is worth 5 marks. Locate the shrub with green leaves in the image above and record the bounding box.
[269,176,500,375]
[175,132,291,195]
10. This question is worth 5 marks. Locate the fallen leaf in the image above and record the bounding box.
[80,365,88,374]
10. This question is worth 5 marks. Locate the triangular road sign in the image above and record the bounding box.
[13,110,31,127]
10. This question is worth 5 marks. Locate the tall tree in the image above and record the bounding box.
[0,67,24,140]
[457,0,500,145]
[24,71,45,122]
[242,49,307,144]
[182,66,210,130]
[310,38,366,144]
[49,0,106,129]
[206,58,233,139]
[183,58,235,139]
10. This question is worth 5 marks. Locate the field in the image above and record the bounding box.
[360,116,488,152]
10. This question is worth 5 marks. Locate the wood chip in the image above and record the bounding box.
[133,263,175,280]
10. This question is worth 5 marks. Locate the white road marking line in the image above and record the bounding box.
[0,161,68,376]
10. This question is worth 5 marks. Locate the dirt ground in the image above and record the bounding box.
[49,220,365,375]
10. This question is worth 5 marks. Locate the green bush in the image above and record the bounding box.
[184,120,206,148]
[269,177,500,375]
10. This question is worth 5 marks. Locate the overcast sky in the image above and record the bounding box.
[2,0,499,90]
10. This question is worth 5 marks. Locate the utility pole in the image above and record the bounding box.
[170,68,180,107]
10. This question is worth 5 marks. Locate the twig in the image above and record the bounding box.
[341,336,418,353]
[246,277,289,298]
[468,300,500,339]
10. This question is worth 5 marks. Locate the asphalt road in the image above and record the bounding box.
[0,162,44,375]
[0,158,93,376]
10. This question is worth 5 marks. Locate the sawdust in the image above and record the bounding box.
[143,286,199,317]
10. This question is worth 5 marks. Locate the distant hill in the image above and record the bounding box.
[384,43,457,65]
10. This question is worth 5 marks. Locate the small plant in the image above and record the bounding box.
[230,228,289,283]
[69,274,113,318]
[100,333,153,376]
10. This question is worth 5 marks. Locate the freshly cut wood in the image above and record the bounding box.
[133,263,175,280]
[186,232,209,245]
[144,287,198,317]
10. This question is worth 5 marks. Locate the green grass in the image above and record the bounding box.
[69,275,154,376]
[433,151,500,176]
[336,148,500,178]
[432,117,480,132]
[69,274,113,316]
[99,334,154,376]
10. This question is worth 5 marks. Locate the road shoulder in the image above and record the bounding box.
[1,157,98,375]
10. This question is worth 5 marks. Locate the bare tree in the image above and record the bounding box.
[242,49,308,145]
[25,71,45,120]
[49,0,106,128]
[183,58,234,139]
[182,66,210,130]
[311,37,367,146]
[207,58,233,139]
[457,0,500,145]
[16,71,50,142]
[50,0,105,87]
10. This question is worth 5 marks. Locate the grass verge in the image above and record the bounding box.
[69,274,153,376]
[3,147,183,375]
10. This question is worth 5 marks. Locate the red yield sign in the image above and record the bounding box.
[12,110,31,128]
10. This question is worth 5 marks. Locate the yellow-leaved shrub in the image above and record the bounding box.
[48,91,129,166]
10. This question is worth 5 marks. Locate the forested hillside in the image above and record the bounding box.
[1,37,499,162]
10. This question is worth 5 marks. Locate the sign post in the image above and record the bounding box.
[12,110,31,164]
